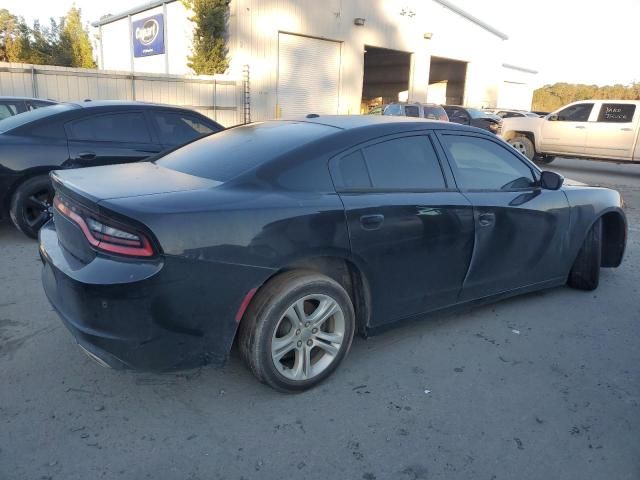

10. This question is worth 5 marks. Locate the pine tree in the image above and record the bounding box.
[58,7,95,68]
[182,0,229,74]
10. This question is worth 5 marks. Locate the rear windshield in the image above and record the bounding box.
[155,121,338,182]
[0,103,79,133]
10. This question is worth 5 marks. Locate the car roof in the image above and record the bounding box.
[64,100,194,110]
[279,114,458,131]
[0,96,56,102]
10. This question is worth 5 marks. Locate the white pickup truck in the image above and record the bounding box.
[499,100,640,164]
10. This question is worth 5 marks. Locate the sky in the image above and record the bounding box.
[3,0,640,87]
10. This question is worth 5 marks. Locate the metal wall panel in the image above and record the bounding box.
[0,62,241,126]
[277,33,341,117]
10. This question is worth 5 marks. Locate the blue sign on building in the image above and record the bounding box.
[132,14,165,57]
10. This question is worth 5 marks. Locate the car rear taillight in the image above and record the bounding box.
[53,196,154,257]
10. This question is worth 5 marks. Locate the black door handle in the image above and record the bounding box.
[360,214,384,230]
[478,212,495,227]
[76,152,96,160]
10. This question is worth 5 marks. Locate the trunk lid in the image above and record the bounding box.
[51,162,221,203]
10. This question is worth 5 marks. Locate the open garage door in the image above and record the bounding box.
[428,56,467,105]
[277,33,341,117]
[361,46,411,113]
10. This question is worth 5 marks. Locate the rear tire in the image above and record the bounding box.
[508,135,535,160]
[238,270,355,393]
[10,175,54,239]
[568,219,602,291]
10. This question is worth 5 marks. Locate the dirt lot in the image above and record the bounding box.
[1,158,639,480]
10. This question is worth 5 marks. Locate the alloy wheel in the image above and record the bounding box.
[271,294,345,381]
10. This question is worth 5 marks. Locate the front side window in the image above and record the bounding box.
[441,134,536,191]
[597,103,636,123]
[335,136,446,190]
[556,103,593,122]
[152,111,218,146]
[67,112,152,143]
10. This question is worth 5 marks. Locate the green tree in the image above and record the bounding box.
[0,9,27,62]
[182,0,229,74]
[58,7,95,68]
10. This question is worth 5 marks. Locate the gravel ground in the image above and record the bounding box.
[1,157,638,480]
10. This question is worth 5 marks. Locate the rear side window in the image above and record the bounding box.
[335,136,446,191]
[597,104,636,123]
[383,104,402,116]
[404,105,420,117]
[156,121,337,182]
[441,134,535,190]
[67,112,152,143]
[151,111,219,146]
[0,104,18,120]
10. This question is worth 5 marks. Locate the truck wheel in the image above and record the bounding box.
[9,175,54,239]
[567,218,602,291]
[508,136,535,160]
[238,270,355,393]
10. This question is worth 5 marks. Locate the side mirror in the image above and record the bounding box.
[547,114,559,121]
[540,170,564,190]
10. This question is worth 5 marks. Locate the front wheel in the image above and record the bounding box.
[508,136,535,160]
[10,175,54,239]
[568,219,602,291]
[238,271,355,393]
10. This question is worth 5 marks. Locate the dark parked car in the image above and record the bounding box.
[0,96,57,120]
[40,115,627,392]
[443,105,501,133]
[0,101,223,237]
[384,102,449,121]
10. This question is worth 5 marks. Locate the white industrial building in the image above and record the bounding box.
[93,0,537,122]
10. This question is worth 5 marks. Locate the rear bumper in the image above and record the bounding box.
[0,172,21,221]
[39,220,272,370]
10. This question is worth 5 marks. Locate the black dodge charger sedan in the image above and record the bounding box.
[0,101,223,238]
[39,115,627,392]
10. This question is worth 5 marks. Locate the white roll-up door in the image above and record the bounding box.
[277,33,341,117]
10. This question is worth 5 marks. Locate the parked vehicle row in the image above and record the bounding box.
[38,114,627,392]
[500,100,640,163]
[0,100,223,237]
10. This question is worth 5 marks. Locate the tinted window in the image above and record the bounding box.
[0,103,79,133]
[152,111,218,146]
[445,108,469,124]
[441,135,535,190]
[363,136,445,190]
[556,103,593,122]
[337,150,371,189]
[26,100,55,110]
[156,121,337,182]
[423,105,447,121]
[404,105,420,117]
[597,103,636,123]
[68,112,151,143]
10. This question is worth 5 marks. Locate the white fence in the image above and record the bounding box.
[0,62,243,127]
